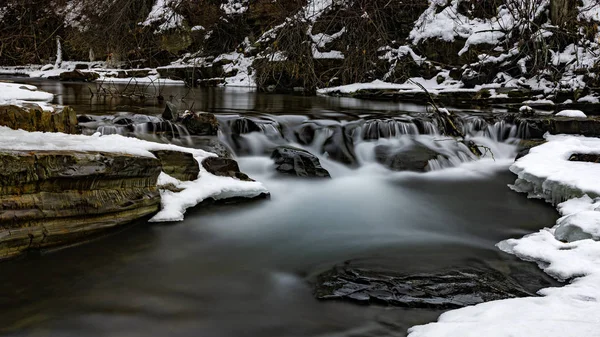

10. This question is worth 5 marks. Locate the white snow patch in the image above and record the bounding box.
[556,110,587,118]
[142,0,184,33]
[0,82,55,111]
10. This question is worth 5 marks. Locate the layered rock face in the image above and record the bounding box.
[0,150,162,259]
[0,105,79,134]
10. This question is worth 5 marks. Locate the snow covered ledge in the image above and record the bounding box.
[0,127,268,222]
[408,134,600,337]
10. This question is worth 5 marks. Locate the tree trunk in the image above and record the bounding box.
[550,0,578,27]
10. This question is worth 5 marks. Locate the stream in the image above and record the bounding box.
[0,81,559,337]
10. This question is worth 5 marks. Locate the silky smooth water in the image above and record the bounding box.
[0,81,559,337]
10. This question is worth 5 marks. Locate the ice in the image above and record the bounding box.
[0,82,55,111]
[0,127,268,222]
[556,110,587,118]
[408,134,600,337]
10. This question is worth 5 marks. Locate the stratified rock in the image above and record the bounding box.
[202,157,253,181]
[0,105,79,134]
[150,150,199,181]
[271,146,331,178]
[162,101,179,121]
[59,70,100,82]
[0,150,162,260]
[180,111,219,136]
[375,143,440,172]
[314,265,532,309]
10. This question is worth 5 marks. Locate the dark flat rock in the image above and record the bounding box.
[314,265,533,309]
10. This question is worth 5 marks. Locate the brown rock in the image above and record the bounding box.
[0,150,162,260]
[201,157,253,181]
[0,105,79,134]
[150,150,199,181]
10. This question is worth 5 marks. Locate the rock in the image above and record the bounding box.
[126,69,151,78]
[569,153,600,163]
[180,111,219,136]
[230,117,261,134]
[295,124,316,145]
[59,70,100,82]
[515,139,545,161]
[162,101,179,121]
[193,137,233,159]
[271,146,331,178]
[77,115,95,123]
[375,143,440,172]
[322,126,357,166]
[201,157,253,181]
[150,150,199,181]
[461,69,488,88]
[516,117,600,138]
[0,150,162,260]
[0,105,79,134]
[314,265,532,309]
[113,116,134,125]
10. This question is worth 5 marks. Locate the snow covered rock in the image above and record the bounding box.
[556,110,587,118]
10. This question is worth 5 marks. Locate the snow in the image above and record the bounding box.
[556,110,587,118]
[0,127,268,222]
[142,0,184,33]
[0,82,55,111]
[221,0,248,15]
[409,134,600,337]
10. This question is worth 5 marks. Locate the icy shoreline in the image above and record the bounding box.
[408,134,600,337]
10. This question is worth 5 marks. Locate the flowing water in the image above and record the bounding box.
[0,81,559,337]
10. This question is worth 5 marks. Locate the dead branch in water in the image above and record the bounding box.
[409,80,484,157]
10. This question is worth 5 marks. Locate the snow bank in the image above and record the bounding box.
[510,134,600,203]
[556,110,587,118]
[408,134,600,337]
[0,82,55,111]
[0,127,268,222]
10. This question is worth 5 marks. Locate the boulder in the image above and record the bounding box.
[314,265,532,309]
[271,146,331,178]
[180,111,219,136]
[201,157,253,181]
[150,150,199,181]
[59,70,100,82]
[375,143,440,172]
[0,105,79,134]
[230,117,262,134]
[0,150,162,260]
[162,101,179,121]
[322,126,357,166]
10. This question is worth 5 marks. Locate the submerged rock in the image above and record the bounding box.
[375,143,441,172]
[314,265,532,309]
[202,157,253,181]
[0,105,79,134]
[0,150,162,260]
[271,146,331,178]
